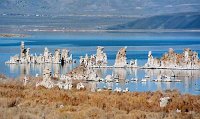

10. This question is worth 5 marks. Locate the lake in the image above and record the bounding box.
[0,31,200,95]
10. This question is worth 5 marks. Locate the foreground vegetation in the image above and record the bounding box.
[0,78,200,119]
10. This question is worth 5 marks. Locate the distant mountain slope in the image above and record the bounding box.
[0,0,200,16]
[107,13,200,30]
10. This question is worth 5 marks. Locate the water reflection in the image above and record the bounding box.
[5,63,200,95]
[95,68,200,95]
[6,63,75,77]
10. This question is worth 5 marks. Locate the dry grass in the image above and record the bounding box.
[0,74,7,79]
[0,79,200,119]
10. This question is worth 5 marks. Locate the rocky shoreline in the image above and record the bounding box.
[0,77,200,119]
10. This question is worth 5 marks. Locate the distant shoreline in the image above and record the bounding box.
[0,33,28,38]
[26,29,200,33]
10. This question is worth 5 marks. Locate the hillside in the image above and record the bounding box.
[107,12,200,30]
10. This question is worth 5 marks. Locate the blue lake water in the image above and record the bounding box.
[0,32,200,95]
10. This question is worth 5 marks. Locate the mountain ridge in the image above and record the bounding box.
[107,12,200,30]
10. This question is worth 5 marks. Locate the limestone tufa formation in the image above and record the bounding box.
[76,82,85,90]
[114,47,137,68]
[96,46,107,66]
[160,97,171,108]
[5,41,73,64]
[36,68,54,89]
[61,49,73,64]
[114,47,127,67]
[79,46,107,67]
[144,48,200,69]
[36,68,73,90]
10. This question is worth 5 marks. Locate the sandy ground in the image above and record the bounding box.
[0,76,200,119]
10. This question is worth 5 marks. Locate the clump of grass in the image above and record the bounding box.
[0,98,18,108]
[0,74,6,79]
